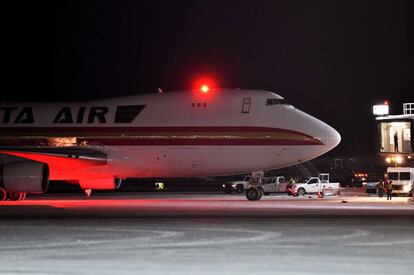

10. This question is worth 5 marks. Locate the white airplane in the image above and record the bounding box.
[0,87,340,201]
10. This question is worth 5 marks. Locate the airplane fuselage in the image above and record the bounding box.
[0,90,341,190]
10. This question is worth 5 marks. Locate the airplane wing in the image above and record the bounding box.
[0,147,107,170]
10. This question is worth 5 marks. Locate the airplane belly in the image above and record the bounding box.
[200,146,280,176]
[102,146,206,178]
[168,147,203,176]
[107,145,283,177]
[98,143,326,178]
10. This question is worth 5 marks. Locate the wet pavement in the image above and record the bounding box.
[0,193,413,274]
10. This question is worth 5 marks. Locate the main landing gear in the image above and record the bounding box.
[0,188,27,201]
[245,174,265,201]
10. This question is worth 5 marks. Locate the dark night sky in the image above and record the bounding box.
[4,0,413,156]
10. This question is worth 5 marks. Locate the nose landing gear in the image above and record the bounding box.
[245,173,265,201]
[246,186,263,201]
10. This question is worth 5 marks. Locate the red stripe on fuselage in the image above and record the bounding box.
[0,126,312,135]
[0,126,324,146]
[0,138,321,146]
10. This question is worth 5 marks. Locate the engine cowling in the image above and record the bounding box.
[1,161,49,193]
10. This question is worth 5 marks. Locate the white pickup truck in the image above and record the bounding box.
[262,177,287,195]
[222,175,252,193]
[223,176,286,194]
[295,177,340,196]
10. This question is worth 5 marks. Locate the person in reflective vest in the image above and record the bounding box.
[286,177,297,196]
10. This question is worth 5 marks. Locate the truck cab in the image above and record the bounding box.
[262,176,286,194]
[387,167,414,196]
[222,175,252,194]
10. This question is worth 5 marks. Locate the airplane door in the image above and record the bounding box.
[242,98,251,113]
[168,147,203,176]
[241,97,251,126]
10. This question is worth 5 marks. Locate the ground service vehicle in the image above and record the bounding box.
[365,182,379,194]
[295,177,340,196]
[387,167,414,196]
[222,175,251,193]
[223,176,286,194]
[262,176,287,195]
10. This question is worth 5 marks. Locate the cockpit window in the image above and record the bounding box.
[266,98,291,106]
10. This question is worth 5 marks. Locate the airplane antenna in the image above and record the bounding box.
[158,88,164,94]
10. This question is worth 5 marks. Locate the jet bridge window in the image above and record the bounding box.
[266,99,291,105]
[378,121,412,153]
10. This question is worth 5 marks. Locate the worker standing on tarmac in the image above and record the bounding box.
[385,180,393,200]
[286,177,297,196]
[377,179,384,198]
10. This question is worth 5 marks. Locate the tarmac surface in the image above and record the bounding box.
[1,192,413,275]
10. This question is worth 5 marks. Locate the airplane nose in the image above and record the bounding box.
[323,124,341,150]
[284,108,341,154]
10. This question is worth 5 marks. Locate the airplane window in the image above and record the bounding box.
[266,99,291,106]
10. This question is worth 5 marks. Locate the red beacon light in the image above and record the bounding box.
[200,85,210,93]
[384,100,389,105]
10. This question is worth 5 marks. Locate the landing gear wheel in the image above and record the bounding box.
[18,193,27,201]
[8,192,26,201]
[0,188,7,201]
[297,188,306,197]
[246,187,263,201]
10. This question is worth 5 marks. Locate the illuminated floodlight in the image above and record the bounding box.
[373,104,389,116]
[385,157,392,163]
[395,155,403,164]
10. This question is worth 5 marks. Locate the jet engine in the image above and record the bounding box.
[1,161,49,193]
